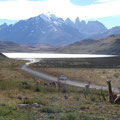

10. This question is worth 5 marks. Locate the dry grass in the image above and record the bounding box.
[0,59,40,105]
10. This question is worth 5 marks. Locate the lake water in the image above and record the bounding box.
[3,53,117,59]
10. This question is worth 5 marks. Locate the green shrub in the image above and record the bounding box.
[0,80,18,90]
[40,106,61,113]
[0,107,11,116]
[90,96,96,102]
[23,98,47,105]
[49,113,55,119]
[78,114,92,120]
[0,117,13,120]
[60,113,76,120]
[34,86,41,92]
[0,105,17,116]
[21,84,32,90]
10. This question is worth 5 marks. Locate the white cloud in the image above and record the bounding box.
[0,0,120,21]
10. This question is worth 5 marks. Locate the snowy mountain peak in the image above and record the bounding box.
[44,12,52,16]
[44,12,55,18]
[39,12,64,26]
[40,12,58,21]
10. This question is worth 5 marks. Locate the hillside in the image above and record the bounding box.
[0,41,31,52]
[0,52,6,59]
[21,43,59,53]
[57,34,120,55]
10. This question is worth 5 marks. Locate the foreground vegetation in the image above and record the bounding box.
[0,57,120,119]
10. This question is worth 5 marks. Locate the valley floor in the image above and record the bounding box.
[30,67,120,87]
[30,58,120,87]
[0,58,120,120]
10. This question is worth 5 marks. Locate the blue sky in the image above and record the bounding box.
[0,19,18,25]
[69,0,117,5]
[95,16,120,28]
[70,0,96,6]
[0,0,120,29]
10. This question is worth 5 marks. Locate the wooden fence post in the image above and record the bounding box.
[106,80,114,103]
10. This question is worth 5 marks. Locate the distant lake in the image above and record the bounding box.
[3,53,117,59]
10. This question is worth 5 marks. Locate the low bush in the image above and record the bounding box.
[0,104,17,116]
[60,113,76,120]
[23,98,48,105]
[34,86,41,92]
[0,80,18,90]
[40,106,62,113]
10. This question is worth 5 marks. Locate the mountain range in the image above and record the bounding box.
[0,12,110,46]
[0,12,120,54]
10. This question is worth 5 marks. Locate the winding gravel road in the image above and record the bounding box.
[20,59,119,93]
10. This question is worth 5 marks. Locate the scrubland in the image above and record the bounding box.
[0,58,120,120]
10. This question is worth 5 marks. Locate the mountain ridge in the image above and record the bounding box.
[57,34,120,55]
[0,13,108,46]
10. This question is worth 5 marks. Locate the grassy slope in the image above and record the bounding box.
[0,53,6,58]
[0,58,120,119]
[57,34,120,54]
[0,41,31,52]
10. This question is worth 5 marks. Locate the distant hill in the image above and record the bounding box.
[0,53,6,59]
[57,34,120,55]
[21,43,59,53]
[0,41,31,52]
